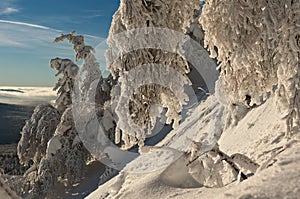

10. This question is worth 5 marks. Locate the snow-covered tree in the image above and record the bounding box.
[23,33,103,197]
[200,0,282,106]
[14,32,110,198]
[53,31,101,99]
[54,32,117,144]
[54,31,94,62]
[51,58,79,113]
[186,9,205,47]
[16,62,85,198]
[200,0,300,133]
[17,105,61,165]
[275,1,300,136]
[107,0,203,148]
[28,108,91,198]
[0,176,20,199]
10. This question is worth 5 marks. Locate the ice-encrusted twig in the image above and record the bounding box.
[186,141,249,182]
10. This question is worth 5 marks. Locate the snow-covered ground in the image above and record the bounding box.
[86,95,300,199]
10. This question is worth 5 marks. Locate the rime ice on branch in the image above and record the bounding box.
[17,105,61,166]
[53,31,102,98]
[275,1,300,136]
[51,58,79,113]
[107,0,202,148]
[200,0,300,133]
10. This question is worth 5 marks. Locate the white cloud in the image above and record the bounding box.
[0,32,23,47]
[0,7,19,15]
[0,20,104,48]
[0,21,72,58]
[0,86,56,105]
[82,9,103,18]
[85,34,103,40]
[0,19,106,69]
[0,19,56,30]
[0,0,19,15]
[0,20,63,49]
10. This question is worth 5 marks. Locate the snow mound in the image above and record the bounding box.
[159,154,202,188]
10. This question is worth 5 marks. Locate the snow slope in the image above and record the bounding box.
[87,95,300,199]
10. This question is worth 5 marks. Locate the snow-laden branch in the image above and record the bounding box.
[107,0,202,148]
[200,0,300,133]
[17,105,61,166]
[50,58,79,113]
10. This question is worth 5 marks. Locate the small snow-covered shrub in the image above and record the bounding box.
[186,141,258,187]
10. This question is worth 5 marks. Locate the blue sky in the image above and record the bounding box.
[0,0,120,86]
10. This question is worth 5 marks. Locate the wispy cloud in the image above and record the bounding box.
[0,0,19,15]
[0,7,19,15]
[83,14,103,19]
[0,20,103,47]
[85,34,103,39]
[0,19,106,63]
[83,9,103,18]
[0,32,23,46]
[0,20,73,58]
[84,9,103,13]
[0,19,59,30]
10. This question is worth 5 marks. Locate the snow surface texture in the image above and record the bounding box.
[87,95,300,199]
[200,0,300,134]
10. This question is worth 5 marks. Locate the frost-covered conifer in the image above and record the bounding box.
[200,1,283,106]
[200,0,300,132]
[0,176,20,199]
[275,1,300,136]
[15,32,109,198]
[53,31,102,99]
[29,108,91,198]
[17,105,60,165]
[107,0,202,148]
[51,58,79,113]
[54,31,94,62]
